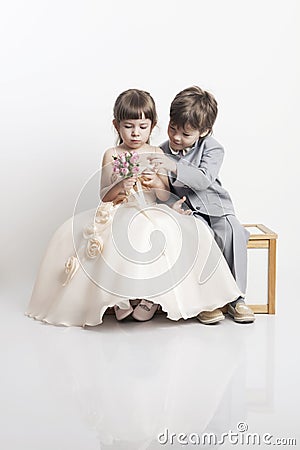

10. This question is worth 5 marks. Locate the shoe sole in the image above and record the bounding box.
[197,315,225,325]
[132,314,155,322]
[228,312,255,323]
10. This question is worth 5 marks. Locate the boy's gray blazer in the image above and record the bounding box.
[160,136,235,217]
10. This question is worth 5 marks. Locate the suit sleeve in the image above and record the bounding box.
[172,142,224,191]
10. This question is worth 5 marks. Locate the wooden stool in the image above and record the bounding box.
[244,224,278,314]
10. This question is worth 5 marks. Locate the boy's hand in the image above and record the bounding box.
[172,196,192,215]
[148,154,177,174]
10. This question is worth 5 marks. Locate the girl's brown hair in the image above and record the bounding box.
[170,86,218,135]
[113,89,157,144]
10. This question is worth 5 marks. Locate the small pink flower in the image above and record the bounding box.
[120,168,129,175]
[113,167,120,173]
[132,166,139,173]
[113,159,120,166]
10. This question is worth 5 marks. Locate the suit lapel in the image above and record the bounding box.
[182,139,204,167]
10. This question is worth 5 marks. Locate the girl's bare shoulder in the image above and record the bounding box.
[103,146,118,156]
[102,146,119,164]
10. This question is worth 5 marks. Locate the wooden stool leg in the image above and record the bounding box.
[268,239,277,314]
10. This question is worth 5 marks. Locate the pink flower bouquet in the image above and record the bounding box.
[112,151,149,206]
[112,151,140,178]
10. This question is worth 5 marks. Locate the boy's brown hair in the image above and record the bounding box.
[170,86,218,135]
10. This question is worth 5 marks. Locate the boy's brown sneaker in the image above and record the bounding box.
[197,309,225,324]
[227,302,255,323]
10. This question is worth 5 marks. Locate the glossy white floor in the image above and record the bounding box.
[1,287,299,450]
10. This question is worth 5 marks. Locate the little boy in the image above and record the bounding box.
[150,86,255,324]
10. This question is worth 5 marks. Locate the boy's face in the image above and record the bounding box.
[168,122,207,151]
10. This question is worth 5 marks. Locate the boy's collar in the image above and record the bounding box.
[169,139,199,156]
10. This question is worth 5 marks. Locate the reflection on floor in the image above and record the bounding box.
[1,295,299,450]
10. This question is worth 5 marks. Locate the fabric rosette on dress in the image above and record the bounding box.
[62,202,113,287]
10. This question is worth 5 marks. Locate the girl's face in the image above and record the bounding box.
[168,122,207,151]
[114,117,152,149]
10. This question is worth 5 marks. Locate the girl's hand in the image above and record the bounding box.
[172,196,192,215]
[140,171,165,190]
[113,193,127,205]
[120,175,138,193]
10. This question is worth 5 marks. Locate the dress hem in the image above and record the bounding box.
[25,292,244,328]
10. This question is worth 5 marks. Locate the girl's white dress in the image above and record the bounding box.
[26,183,243,327]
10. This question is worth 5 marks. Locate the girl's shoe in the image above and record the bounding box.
[132,300,159,322]
[114,304,133,321]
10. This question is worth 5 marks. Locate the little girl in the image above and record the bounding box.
[26,89,243,327]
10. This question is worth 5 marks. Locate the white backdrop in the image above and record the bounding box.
[1,0,299,309]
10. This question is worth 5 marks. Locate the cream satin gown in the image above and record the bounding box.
[26,175,243,326]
